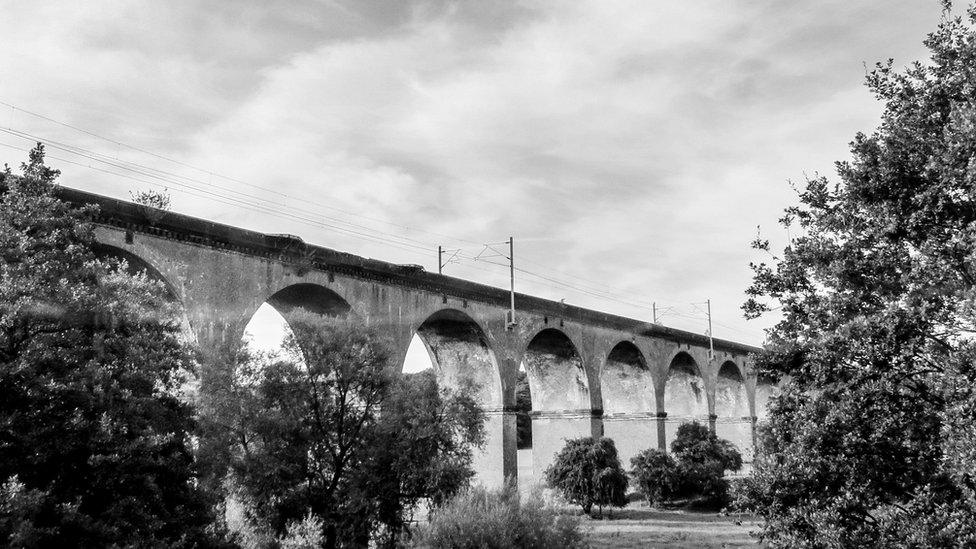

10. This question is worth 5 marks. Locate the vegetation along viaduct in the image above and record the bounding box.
[61,186,769,487]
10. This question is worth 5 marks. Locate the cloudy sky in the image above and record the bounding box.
[0,1,947,345]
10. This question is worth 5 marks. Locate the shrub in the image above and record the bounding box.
[409,483,583,549]
[671,422,742,507]
[545,437,628,516]
[629,448,679,505]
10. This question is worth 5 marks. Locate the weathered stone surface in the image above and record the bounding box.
[63,186,765,487]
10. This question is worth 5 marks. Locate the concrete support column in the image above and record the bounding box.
[603,412,659,466]
[471,408,517,488]
[530,410,599,480]
[715,415,755,463]
[656,412,668,451]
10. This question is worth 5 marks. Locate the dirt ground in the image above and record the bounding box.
[578,506,762,549]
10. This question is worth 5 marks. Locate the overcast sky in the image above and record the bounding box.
[0,1,947,345]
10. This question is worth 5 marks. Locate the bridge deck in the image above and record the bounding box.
[54,185,761,355]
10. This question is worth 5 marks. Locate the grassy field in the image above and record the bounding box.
[579,506,762,549]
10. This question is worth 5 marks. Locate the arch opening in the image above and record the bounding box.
[412,309,501,407]
[242,284,351,362]
[92,243,177,301]
[520,328,589,486]
[92,243,193,344]
[600,341,653,415]
[522,328,588,412]
[715,361,747,417]
[714,360,753,466]
[664,352,707,418]
[600,340,657,469]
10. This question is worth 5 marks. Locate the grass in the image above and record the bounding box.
[577,505,762,549]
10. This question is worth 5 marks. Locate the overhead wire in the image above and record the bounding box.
[0,100,485,248]
[0,102,762,341]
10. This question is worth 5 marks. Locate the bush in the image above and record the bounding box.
[545,437,628,516]
[409,483,583,549]
[629,449,679,505]
[670,422,742,507]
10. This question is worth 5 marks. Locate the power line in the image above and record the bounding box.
[0,104,762,340]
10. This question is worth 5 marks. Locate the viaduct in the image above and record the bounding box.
[60,186,768,487]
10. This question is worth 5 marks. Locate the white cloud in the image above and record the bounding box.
[0,0,945,343]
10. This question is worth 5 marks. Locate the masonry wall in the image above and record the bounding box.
[93,222,764,489]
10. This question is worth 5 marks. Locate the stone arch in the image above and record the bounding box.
[600,341,653,414]
[601,340,657,466]
[714,360,753,463]
[241,283,353,360]
[664,351,708,418]
[265,282,352,319]
[410,308,506,487]
[521,328,589,412]
[91,243,193,343]
[755,374,785,422]
[92,243,178,301]
[662,351,709,451]
[412,308,502,407]
[714,361,747,417]
[519,328,592,482]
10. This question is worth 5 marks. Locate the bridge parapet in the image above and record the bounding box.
[51,184,764,486]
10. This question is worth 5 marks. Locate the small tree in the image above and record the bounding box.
[670,422,741,506]
[545,437,627,517]
[357,369,485,546]
[130,187,171,224]
[202,312,485,548]
[629,448,679,505]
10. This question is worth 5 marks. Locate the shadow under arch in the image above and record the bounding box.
[715,360,753,463]
[600,340,653,415]
[521,327,589,413]
[411,308,502,408]
[715,361,747,417]
[92,243,194,343]
[266,283,352,318]
[600,340,657,467]
[519,327,592,484]
[92,243,178,301]
[247,283,354,361]
[664,351,708,419]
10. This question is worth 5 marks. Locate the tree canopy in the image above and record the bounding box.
[0,145,214,546]
[737,4,976,546]
[203,312,486,548]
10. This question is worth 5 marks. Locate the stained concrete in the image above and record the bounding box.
[62,186,766,488]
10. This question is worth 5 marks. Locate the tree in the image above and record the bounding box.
[629,448,679,506]
[204,311,485,548]
[736,4,976,546]
[545,437,627,517]
[0,145,215,546]
[629,423,741,508]
[358,369,485,546]
[669,422,741,506]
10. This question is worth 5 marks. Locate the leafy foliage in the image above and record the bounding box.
[130,187,171,224]
[736,4,976,546]
[545,437,628,516]
[408,482,584,549]
[0,145,215,546]
[669,422,741,506]
[629,448,679,505]
[201,312,485,548]
[630,423,741,508]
